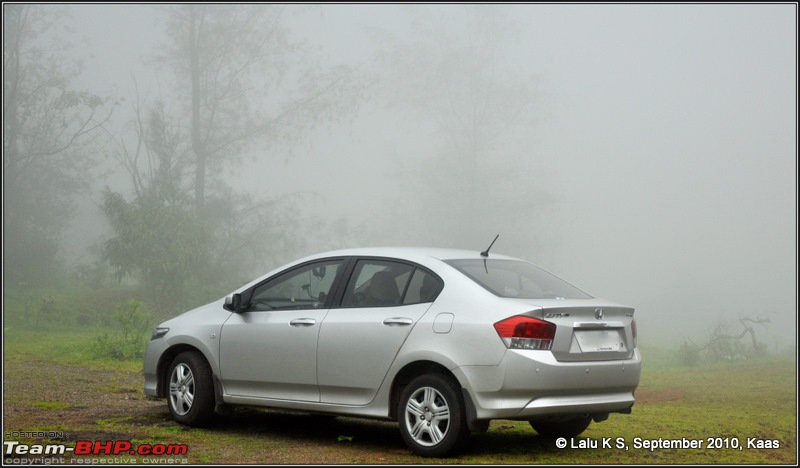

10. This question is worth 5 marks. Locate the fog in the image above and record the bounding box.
[5,4,797,349]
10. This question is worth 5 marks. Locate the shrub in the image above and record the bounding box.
[92,299,153,360]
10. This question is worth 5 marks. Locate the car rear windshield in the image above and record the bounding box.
[445,259,593,299]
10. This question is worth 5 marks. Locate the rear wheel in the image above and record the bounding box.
[167,351,215,426]
[529,415,592,438]
[398,374,469,457]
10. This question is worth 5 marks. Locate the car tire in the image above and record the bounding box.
[529,415,592,438]
[398,374,469,457]
[167,351,215,426]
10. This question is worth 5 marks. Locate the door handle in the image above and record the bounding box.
[383,317,413,327]
[290,318,317,327]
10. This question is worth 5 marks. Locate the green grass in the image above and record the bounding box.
[2,320,796,464]
[31,401,71,410]
[3,327,144,373]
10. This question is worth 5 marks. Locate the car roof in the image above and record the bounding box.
[306,247,518,262]
[233,247,540,296]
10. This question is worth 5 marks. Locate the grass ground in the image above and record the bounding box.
[2,324,797,464]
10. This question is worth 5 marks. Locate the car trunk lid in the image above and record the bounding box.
[539,304,636,362]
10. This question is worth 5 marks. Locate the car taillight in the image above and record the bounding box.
[632,319,638,348]
[494,315,556,350]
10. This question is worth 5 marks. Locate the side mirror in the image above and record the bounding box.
[224,293,242,312]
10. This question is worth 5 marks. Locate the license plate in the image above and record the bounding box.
[575,329,627,352]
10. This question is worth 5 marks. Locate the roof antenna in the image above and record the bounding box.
[480,234,500,257]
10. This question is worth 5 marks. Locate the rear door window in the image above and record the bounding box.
[341,259,443,307]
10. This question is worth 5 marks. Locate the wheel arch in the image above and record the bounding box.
[388,360,462,421]
[155,344,211,398]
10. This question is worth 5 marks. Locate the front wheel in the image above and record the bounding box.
[397,374,469,457]
[529,415,592,438]
[167,351,215,426]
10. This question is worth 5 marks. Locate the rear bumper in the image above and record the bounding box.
[454,348,641,420]
[518,391,634,417]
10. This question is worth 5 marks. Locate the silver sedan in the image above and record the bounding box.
[143,247,641,456]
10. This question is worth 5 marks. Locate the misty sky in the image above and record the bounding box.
[60,3,796,347]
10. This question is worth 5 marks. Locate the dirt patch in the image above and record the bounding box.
[2,357,165,434]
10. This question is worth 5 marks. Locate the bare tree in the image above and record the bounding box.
[158,4,364,212]
[680,316,772,365]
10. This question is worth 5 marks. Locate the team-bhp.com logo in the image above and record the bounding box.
[4,440,188,457]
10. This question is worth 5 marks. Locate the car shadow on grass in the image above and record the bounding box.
[213,408,408,449]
